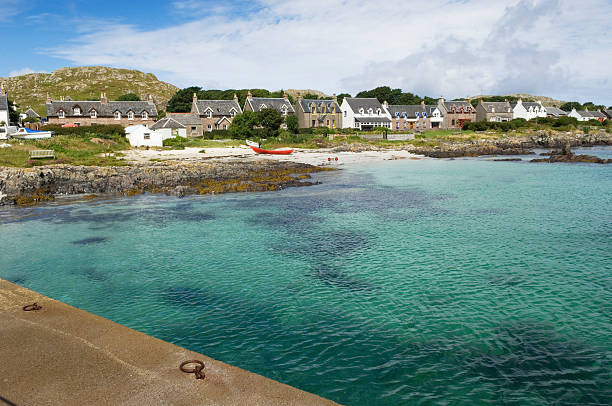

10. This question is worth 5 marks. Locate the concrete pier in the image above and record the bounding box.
[0,279,339,406]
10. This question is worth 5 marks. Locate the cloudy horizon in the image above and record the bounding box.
[1,0,611,105]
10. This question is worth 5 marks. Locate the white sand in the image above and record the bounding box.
[120,145,423,166]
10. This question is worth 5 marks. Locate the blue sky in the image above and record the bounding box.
[2,0,611,105]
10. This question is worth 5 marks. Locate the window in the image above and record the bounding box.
[114,111,121,120]
[344,111,347,117]
[451,119,456,126]
[207,111,212,118]
[127,111,134,120]
[58,110,65,118]
[73,107,81,115]
[207,124,212,131]
[90,110,97,118]
[311,106,316,114]
[359,108,364,114]
[230,110,236,117]
[376,108,381,115]
[223,124,227,130]
[368,108,373,115]
[326,120,329,127]
[142,111,148,120]
[144,133,151,140]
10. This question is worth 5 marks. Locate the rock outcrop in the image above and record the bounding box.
[530,144,611,164]
[0,160,330,206]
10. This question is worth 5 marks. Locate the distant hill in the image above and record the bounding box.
[1,66,179,117]
[285,89,330,99]
[471,93,568,107]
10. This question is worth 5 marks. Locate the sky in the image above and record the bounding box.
[1,0,611,105]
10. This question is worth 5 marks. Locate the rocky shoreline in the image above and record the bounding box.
[0,160,331,206]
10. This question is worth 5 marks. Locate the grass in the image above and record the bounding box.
[0,134,130,167]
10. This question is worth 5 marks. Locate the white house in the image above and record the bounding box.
[340,98,392,129]
[511,99,547,120]
[125,124,176,147]
[568,108,605,122]
[0,83,10,126]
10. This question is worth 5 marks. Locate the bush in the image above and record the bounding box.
[163,136,188,149]
[286,115,299,134]
[41,124,125,138]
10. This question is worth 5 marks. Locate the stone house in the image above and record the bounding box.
[191,93,242,132]
[475,100,514,122]
[511,99,547,120]
[545,107,568,118]
[243,91,295,116]
[295,96,342,129]
[388,102,444,131]
[437,98,476,129]
[165,113,203,137]
[340,98,392,130]
[46,93,158,127]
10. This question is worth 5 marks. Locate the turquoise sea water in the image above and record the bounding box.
[1,150,611,405]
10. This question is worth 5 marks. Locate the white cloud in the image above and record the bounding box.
[9,67,49,77]
[0,0,22,21]
[45,0,612,104]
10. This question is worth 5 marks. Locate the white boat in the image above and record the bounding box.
[11,127,54,139]
[245,139,260,148]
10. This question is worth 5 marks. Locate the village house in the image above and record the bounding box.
[191,93,242,132]
[165,112,203,137]
[475,100,514,122]
[295,95,342,129]
[46,93,157,127]
[340,98,392,130]
[0,83,9,126]
[601,109,612,120]
[511,99,547,120]
[545,106,568,118]
[21,108,41,121]
[436,98,476,129]
[387,102,443,131]
[149,117,188,138]
[568,108,606,122]
[125,124,175,148]
[243,91,295,117]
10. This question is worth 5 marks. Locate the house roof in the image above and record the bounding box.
[355,117,392,123]
[602,110,612,118]
[522,102,544,110]
[388,105,441,118]
[149,117,185,130]
[588,110,605,118]
[246,97,295,113]
[166,113,201,126]
[46,100,157,118]
[443,100,474,113]
[344,98,384,113]
[24,108,41,118]
[298,99,340,114]
[545,106,567,116]
[481,101,513,114]
[0,94,8,111]
[194,99,242,116]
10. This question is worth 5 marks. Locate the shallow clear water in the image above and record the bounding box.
[1,152,611,405]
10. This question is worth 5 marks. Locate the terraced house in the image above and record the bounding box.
[46,93,157,127]
[191,93,242,132]
[295,96,342,129]
[243,91,295,117]
[437,98,476,129]
[511,99,547,120]
[475,100,514,122]
[387,102,444,131]
[340,98,392,130]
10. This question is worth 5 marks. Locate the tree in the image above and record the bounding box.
[116,93,141,101]
[286,114,299,133]
[229,110,258,139]
[258,108,283,137]
[560,102,581,112]
[7,99,19,124]
[355,86,434,105]
[336,93,351,106]
[167,86,201,112]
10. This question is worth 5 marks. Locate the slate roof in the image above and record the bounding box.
[149,117,185,130]
[522,102,544,111]
[246,97,295,113]
[575,110,604,119]
[355,117,392,123]
[298,99,341,114]
[344,98,384,113]
[444,100,474,113]
[602,110,612,118]
[0,94,8,111]
[481,101,513,114]
[588,110,606,119]
[24,108,41,118]
[545,107,567,117]
[46,100,157,117]
[387,105,425,118]
[194,100,242,116]
[166,113,202,126]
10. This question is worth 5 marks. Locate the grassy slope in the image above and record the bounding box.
[1,66,179,117]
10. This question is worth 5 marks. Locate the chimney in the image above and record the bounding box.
[192,92,198,104]
[101,92,108,103]
[0,82,4,95]
[233,93,238,101]
[247,90,253,99]
[421,100,426,107]
[283,91,288,100]
[46,93,51,103]
[332,93,337,102]
[467,97,471,105]
[383,100,389,108]
[148,94,154,102]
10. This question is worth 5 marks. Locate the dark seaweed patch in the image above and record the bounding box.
[76,268,107,281]
[160,286,211,309]
[71,237,108,245]
[312,265,374,292]
[5,275,26,285]
[485,273,526,287]
[471,208,509,215]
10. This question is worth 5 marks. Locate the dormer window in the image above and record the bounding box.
[73,107,81,115]
[230,109,236,117]
[491,107,495,113]
[311,106,316,114]
[368,108,373,115]
[90,110,97,118]
[260,104,267,110]
[114,111,121,120]
[451,107,456,113]
[281,106,288,116]
[142,111,148,120]
[376,108,381,115]
[359,108,364,114]
[127,111,134,120]
[58,110,65,118]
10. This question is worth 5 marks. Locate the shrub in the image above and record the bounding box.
[286,115,299,134]
[163,136,188,149]
[41,124,125,138]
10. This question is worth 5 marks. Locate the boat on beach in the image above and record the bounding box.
[11,128,54,139]
[250,146,294,155]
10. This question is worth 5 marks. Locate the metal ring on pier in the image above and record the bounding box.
[179,360,206,380]
[23,303,42,311]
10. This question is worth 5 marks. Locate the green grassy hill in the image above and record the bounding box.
[1,66,179,117]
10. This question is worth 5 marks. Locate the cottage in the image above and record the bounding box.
[0,83,10,126]
[340,98,392,130]
[22,108,41,120]
[165,113,203,137]
[511,99,547,120]
[437,98,476,129]
[149,117,188,138]
[545,107,568,118]
[295,96,342,129]
[191,93,242,132]
[568,108,606,122]
[601,109,612,120]
[46,93,157,127]
[476,100,514,122]
[387,102,443,131]
[243,91,295,117]
[125,125,173,147]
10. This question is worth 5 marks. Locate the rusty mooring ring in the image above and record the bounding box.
[179,360,205,380]
[23,303,42,311]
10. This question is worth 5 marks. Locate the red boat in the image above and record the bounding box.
[250,146,294,155]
